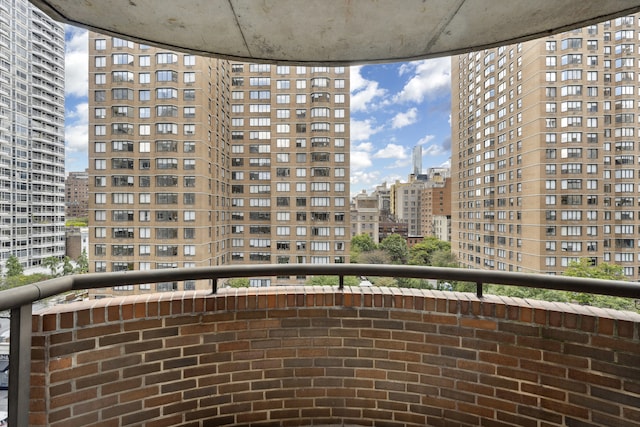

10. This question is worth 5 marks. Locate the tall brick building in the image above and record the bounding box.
[452,14,640,279]
[65,169,89,219]
[88,33,349,293]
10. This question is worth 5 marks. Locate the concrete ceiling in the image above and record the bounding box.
[31,0,640,64]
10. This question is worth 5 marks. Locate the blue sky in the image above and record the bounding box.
[63,26,453,197]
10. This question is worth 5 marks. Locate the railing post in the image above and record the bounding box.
[476,282,483,298]
[9,303,32,427]
[339,275,344,290]
[212,278,218,294]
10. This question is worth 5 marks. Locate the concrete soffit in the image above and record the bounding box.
[30,0,640,64]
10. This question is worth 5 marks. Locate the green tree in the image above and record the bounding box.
[350,233,377,262]
[62,256,74,276]
[562,258,635,309]
[396,277,433,289]
[563,258,626,280]
[227,278,250,288]
[5,255,23,277]
[306,276,360,287]
[75,250,89,274]
[371,276,397,287]
[378,234,408,264]
[430,249,458,267]
[1,273,49,290]
[65,218,88,227]
[452,281,478,293]
[485,258,639,312]
[357,249,392,265]
[351,233,377,253]
[408,237,452,265]
[43,256,60,277]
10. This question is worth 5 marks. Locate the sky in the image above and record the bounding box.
[63,26,453,198]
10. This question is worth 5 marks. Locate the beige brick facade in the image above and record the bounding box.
[88,34,350,294]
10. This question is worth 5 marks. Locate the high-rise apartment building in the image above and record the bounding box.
[88,33,349,293]
[227,63,350,286]
[452,15,640,279]
[1,0,66,272]
[420,169,452,240]
[391,177,428,237]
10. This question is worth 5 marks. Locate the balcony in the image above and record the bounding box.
[1,264,639,426]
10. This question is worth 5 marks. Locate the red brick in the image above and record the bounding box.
[48,356,72,372]
[76,323,121,340]
[50,387,98,409]
[60,311,74,329]
[50,331,72,345]
[460,317,497,330]
[26,289,640,427]
[424,313,457,325]
[120,385,160,403]
[41,313,57,332]
[500,344,541,361]
[598,317,615,335]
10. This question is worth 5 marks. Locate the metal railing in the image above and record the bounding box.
[1,263,639,427]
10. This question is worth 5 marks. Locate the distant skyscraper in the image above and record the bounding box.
[452,14,640,279]
[88,33,350,293]
[1,0,66,272]
[412,145,422,175]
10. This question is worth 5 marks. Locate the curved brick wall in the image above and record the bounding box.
[30,286,640,427]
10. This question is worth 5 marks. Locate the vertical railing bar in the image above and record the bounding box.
[476,282,483,298]
[339,275,344,290]
[8,303,32,427]
[212,278,218,294]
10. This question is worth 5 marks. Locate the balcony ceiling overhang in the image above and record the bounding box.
[31,0,640,64]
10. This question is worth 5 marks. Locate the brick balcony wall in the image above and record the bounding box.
[29,286,640,427]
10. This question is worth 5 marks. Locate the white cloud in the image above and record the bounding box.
[397,62,414,76]
[417,134,435,146]
[423,143,448,157]
[350,151,373,171]
[386,158,411,170]
[350,65,367,92]
[374,143,408,159]
[65,102,88,154]
[354,142,374,152]
[391,107,418,129]
[393,57,450,104]
[349,171,380,189]
[65,25,88,98]
[350,118,383,141]
[350,141,375,171]
[350,65,386,112]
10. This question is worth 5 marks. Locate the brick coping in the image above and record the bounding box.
[33,286,640,336]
